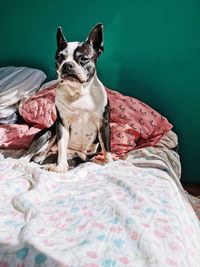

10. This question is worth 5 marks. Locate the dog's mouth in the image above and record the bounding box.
[61,74,85,84]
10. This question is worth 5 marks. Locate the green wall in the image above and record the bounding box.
[1,0,200,182]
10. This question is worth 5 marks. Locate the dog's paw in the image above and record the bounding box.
[53,165,69,173]
[105,152,113,163]
[43,163,68,173]
[42,164,55,171]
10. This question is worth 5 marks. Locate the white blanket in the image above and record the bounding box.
[0,139,200,267]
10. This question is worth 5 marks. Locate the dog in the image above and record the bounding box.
[22,23,112,173]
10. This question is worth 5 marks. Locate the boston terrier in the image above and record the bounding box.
[22,23,112,172]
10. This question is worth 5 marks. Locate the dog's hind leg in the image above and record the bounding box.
[21,125,56,163]
[31,135,56,163]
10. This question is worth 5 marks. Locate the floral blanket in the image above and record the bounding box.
[0,132,199,267]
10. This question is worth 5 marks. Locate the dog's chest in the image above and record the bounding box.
[56,90,103,155]
[68,112,99,154]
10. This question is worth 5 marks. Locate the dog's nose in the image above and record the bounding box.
[62,62,75,72]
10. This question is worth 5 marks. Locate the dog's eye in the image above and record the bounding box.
[55,54,64,61]
[55,54,60,60]
[79,56,89,62]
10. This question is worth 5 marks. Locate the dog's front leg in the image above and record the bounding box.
[47,122,69,173]
[95,104,113,163]
[57,122,69,172]
[98,121,113,163]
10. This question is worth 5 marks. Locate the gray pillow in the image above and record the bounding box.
[0,66,46,109]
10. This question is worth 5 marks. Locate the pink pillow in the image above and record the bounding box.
[106,88,173,156]
[18,83,172,156]
[0,125,39,149]
[19,84,57,128]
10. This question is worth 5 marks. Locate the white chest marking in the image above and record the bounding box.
[55,75,107,155]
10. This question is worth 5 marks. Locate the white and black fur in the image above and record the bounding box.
[22,23,112,172]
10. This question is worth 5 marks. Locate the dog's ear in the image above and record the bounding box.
[86,23,104,56]
[57,26,67,48]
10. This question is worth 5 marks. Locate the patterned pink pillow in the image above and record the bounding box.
[19,84,172,156]
[0,125,39,149]
[106,88,173,156]
[19,83,57,128]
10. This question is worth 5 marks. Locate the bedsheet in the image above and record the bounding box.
[0,144,200,266]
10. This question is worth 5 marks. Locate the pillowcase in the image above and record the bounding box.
[106,88,173,156]
[19,82,57,128]
[0,66,46,109]
[0,124,39,149]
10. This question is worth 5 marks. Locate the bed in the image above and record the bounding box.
[0,67,200,267]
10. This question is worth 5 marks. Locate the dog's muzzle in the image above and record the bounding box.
[59,62,86,83]
[62,62,75,73]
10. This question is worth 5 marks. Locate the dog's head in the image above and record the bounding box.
[55,23,104,84]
